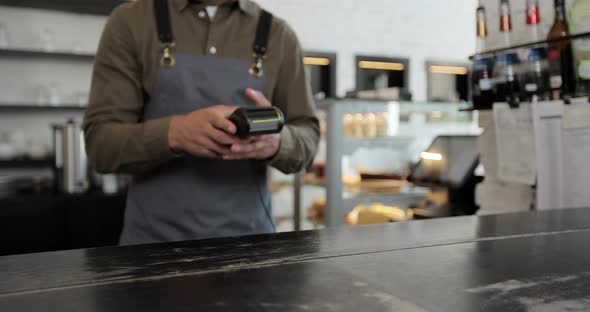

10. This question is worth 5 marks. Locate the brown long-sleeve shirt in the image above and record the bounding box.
[83,0,319,175]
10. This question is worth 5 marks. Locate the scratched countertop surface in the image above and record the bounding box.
[2,208,590,311]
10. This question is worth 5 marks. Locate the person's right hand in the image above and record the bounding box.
[168,105,239,158]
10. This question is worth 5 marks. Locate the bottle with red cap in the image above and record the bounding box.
[525,0,542,43]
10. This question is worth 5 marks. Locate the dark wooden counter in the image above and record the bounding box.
[0,192,126,256]
[2,208,590,311]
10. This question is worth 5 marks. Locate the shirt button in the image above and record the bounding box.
[198,11,207,19]
[209,46,217,55]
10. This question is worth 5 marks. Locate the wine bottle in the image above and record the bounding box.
[570,0,590,95]
[547,0,575,101]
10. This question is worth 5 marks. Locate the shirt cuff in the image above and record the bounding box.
[268,126,295,170]
[143,117,180,162]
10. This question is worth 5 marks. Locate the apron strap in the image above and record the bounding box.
[154,0,174,45]
[153,0,273,73]
[249,10,273,77]
[253,10,273,56]
[154,0,176,68]
[154,1,272,53]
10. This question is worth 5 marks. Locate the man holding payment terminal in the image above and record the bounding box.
[83,0,319,245]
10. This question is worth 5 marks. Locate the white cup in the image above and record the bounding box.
[0,22,9,48]
[40,27,56,51]
[35,83,61,106]
[71,41,83,54]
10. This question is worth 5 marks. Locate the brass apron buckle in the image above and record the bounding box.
[160,43,176,68]
[249,55,264,78]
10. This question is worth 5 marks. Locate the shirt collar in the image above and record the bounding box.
[173,0,256,16]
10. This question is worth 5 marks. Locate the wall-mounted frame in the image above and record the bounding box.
[355,55,410,97]
[426,60,470,103]
[303,51,337,100]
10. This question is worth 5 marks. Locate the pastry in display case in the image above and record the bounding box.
[345,203,408,226]
[342,111,390,139]
[307,200,408,226]
[306,198,326,226]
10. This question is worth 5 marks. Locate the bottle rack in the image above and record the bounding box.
[469,32,590,60]
[468,32,590,110]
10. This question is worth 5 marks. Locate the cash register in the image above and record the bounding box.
[408,135,481,218]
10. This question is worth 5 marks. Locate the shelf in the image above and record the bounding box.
[341,136,415,154]
[0,158,52,169]
[0,0,124,15]
[469,31,590,60]
[0,104,87,112]
[462,97,590,112]
[0,48,94,61]
[342,191,428,208]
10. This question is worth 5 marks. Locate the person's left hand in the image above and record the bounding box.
[222,88,281,160]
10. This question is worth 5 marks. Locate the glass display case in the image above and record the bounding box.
[312,99,480,227]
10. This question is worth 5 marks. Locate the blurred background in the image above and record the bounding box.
[0,0,589,255]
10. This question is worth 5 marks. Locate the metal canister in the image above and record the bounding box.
[52,119,89,194]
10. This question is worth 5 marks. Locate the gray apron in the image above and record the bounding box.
[120,5,275,245]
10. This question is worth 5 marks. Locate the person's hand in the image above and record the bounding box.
[222,88,281,160]
[168,105,240,158]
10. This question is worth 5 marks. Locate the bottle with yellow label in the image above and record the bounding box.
[570,0,590,95]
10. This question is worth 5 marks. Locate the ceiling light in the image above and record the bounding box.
[429,65,469,75]
[303,57,331,66]
[358,60,405,71]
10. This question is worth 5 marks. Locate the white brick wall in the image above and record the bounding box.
[0,1,478,147]
[257,0,477,99]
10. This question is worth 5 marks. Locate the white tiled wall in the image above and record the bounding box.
[0,6,104,52]
[0,6,105,146]
[0,0,478,147]
[0,6,105,107]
